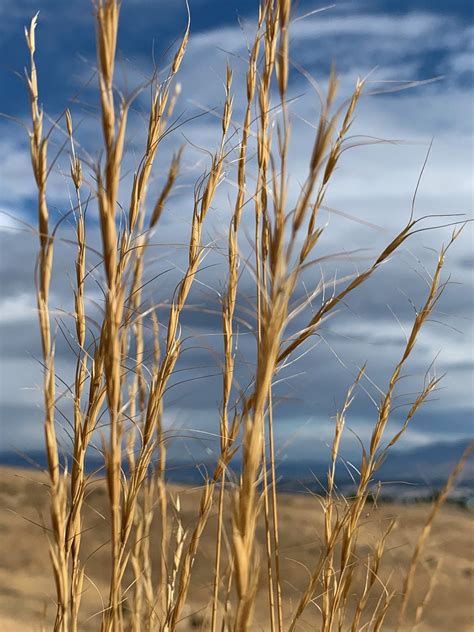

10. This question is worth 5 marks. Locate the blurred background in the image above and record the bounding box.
[0,0,472,484]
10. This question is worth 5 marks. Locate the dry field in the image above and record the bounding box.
[1,466,472,631]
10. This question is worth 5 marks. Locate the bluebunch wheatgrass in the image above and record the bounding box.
[25,1,471,631]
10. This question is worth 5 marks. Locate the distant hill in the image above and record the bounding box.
[377,439,474,483]
[276,439,474,492]
[0,439,472,492]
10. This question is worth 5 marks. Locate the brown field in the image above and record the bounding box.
[1,466,472,631]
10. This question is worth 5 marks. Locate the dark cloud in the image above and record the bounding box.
[457,254,474,270]
[1,218,472,452]
[0,0,472,455]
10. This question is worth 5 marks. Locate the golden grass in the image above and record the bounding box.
[21,1,472,631]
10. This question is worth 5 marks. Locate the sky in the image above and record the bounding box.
[0,0,473,463]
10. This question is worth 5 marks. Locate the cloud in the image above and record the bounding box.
[0,1,472,455]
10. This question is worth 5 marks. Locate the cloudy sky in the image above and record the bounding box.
[0,0,472,463]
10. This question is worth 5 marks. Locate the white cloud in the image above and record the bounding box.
[0,293,36,324]
[0,140,37,206]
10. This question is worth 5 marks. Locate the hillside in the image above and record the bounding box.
[0,465,473,631]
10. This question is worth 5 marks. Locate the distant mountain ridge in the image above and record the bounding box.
[0,438,472,490]
[377,439,474,483]
[276,439,474,491]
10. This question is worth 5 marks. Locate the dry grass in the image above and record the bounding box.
[16,1,472,631]
[1,467,474,632]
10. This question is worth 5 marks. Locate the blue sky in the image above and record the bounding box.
[0,0,473,460]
